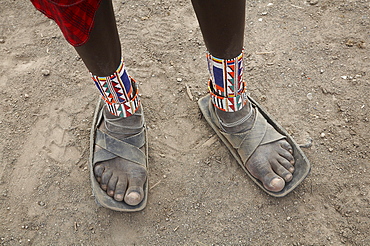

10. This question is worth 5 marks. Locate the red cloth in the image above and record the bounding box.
[30,0,102,46]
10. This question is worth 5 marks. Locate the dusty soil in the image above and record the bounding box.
[1,0,369,245]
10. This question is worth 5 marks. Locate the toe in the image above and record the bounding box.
[263,172,285,192]
[280,140,293,154]
[124,170,146,206]
[100,169,113,191]
[278,147,295,165]
[94,164,105,182]
[114,178,127,202]
[247,158,286,192]
[125,189,143,206]
[271,160,293,182]
[107,175,118,197]
[277,156,295,173]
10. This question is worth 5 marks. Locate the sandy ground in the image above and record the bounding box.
[0,0,369,245]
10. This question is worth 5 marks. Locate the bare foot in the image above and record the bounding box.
[216,101,295,192]
[94,107,147,205]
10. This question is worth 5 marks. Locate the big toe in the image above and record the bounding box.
[124,187,144,206]
[263,174,285,192]
[123,168,146,205]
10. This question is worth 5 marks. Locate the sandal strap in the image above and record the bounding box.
[209,98,285,162]
[220,108,266,150]
[95,129,146,167]
[113,126,146,148]
[93,148,117,163]
[225,109,285,162]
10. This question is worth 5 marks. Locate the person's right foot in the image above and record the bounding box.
[93,107,147,205]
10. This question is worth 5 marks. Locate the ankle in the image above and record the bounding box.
[102,106,144,138]
[91,57,141,118]
[216,101,254,133]
[216,100,252,123]
[207,50,247,112]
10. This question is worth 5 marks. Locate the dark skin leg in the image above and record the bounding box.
[75,0,146,205]
[192,0,295,192]
[191,0,245,59]
[74,0,121,76]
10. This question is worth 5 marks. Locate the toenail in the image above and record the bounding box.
[289,167,295,173]
[127,192,140,200]
[115,194,123,200]
[285,173,292,181]
[108,190,114,196]
[125,192,141,205]
[270,178,284,189]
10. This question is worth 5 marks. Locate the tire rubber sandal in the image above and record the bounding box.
[89,99,148,211]
[198,94,310,197]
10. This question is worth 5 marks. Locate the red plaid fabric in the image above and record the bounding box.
[30,0,102,47]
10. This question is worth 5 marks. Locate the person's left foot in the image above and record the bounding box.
[216,101,295,192]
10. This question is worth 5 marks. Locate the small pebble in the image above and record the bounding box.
[320,132,326,138]
[0,39,5,44]
[345,40,355,47]
[176,78,182,82]
[287,216,291,221]
[328,147,334,152]
[307,93,313,100]
[357,41,366,49]
[42,70,50,76]
[309,0,319,5]
[341,75,347,80]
